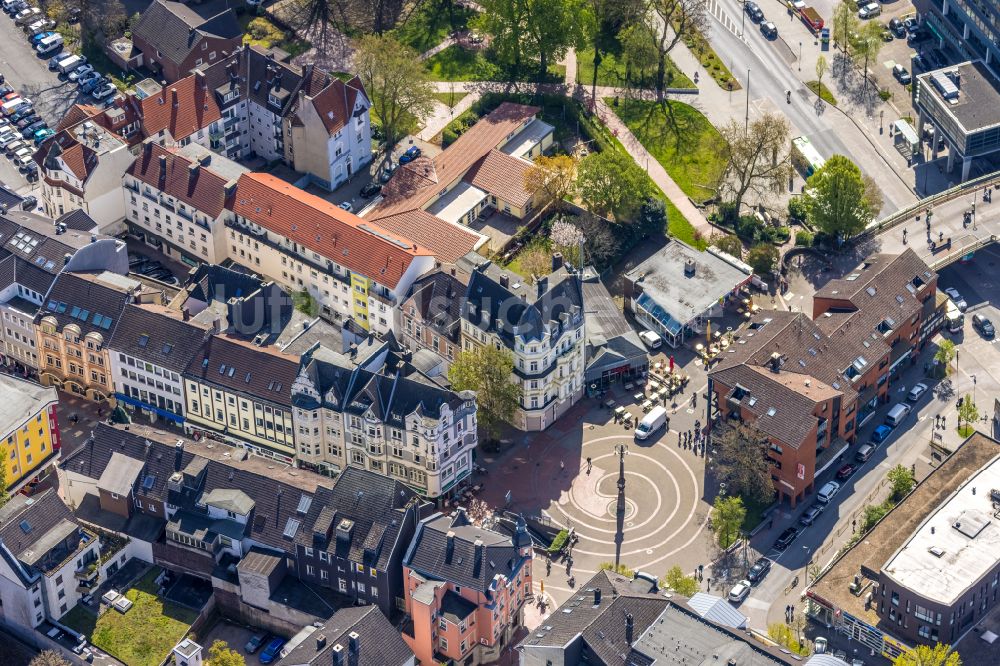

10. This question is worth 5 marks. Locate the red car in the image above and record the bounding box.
[836,463,856,481]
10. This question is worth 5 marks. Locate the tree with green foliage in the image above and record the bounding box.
[718,113,792,217]
[355,34,436,151]
[577,150,654,221]
[893,644,962,666]
[815,55,828,97]
[620,22,659,94]
[805,155,879,240]
[449,345,522,443]
[852,21,885,98]
[832,0,859,56]
[711,495,746,549]
[746,243,779,276]
[935,339,956,376]
[599,561,635,576]
[525,154,578,211]
[888,464,915,502]
[292,288,318,317]
[713,423,774,506]
[958,394,979,436]
[663,565,699,596]
[207,641,246,666]
[712,233,743,259]
[860,502,890,533]
[475,0,586,81]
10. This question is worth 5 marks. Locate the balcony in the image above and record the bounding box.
[209,129,224,141]
[74,561,99,582]
[176,207,193,222]
[141,190,158,203]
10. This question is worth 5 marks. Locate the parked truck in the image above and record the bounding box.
[800,6,824,32]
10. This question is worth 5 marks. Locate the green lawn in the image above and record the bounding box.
[433,91,469,108]
[806,80,838,105]
[61,568,198,666]
[576,46,694,90]
[606,98,726,205]
[240,15,310,57]
[424,45,565,82]
[392,2,476,53]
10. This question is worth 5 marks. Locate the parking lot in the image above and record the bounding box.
[198,619,275,663]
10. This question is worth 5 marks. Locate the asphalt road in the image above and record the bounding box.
[702,1,917,214]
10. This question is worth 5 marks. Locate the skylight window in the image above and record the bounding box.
[138,335,149,348]
[19,520,31,534]
[283,518,301,539]
[162,343,173,354]
[767,407,777,417]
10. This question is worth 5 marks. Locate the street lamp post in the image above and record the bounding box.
[798,41,802,71]
[741,0,746,38]
[745,68,751,133]
[971,374,977,407]
[614,444,628,567]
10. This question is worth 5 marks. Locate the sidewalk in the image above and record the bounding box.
[418,89,481,141]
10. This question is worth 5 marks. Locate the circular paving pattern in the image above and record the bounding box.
[542,435,709,572]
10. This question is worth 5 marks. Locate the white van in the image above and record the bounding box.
[57,55,83,75]
[885,403,911,428]
[35,34,62,56]
[639,330,662,350]
[1,98,26,117]
[635,406,667,441]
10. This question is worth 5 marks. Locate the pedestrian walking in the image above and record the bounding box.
[586,457,592,474]
[560,460,565,473]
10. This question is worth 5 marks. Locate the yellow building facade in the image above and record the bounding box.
[0,375,59,492]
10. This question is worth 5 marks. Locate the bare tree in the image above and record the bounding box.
[718,113,792,217]
[524,154,578,211]
[646,0,709,99]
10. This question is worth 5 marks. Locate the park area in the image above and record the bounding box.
[61,567,198,666]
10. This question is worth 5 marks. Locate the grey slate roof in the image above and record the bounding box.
[202,488,255,515]
[184,334,299,408]
[275,605,413,666]
[0,375,56,439]
[440,589,477,622]
[463,258,584,345]
[61,423,311,553]
[55,209,99,233]
[132,0,241,68]
[404,270,466,343]
[294,342,471,425]
[0,490,83,584]
[109,304,212,373]
[294,467,423,571]
[36,271,135,339]
[404,510,524,593]
[98,451,146,497]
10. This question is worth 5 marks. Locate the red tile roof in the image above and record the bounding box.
[55,104,104,132]
[372,102,538,220]
[366,209,481,263]
[228,173,431,289]
[308,75,368,136]
[463,150,533,208]
[127,143,232,218]
[133,73,221,141]
[34,131,98,183]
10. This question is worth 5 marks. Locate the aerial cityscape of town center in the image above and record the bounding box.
[0,0,995,664]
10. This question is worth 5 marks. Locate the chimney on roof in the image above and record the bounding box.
[188,162,199,180]
[474,538,483,563]
[170,88,178,108]
[348,632,359,655]
[182,308,190,321]
[158,154,167,172]
[445,530,455,563]
[594,588,602,605]
[331,644,345,666]
[63,253,71,265]
[195,69,206,90]
[499,273,509,288]
[684,258,696,277]
[770,352,781,373]
[224,179,237,197]
[536,275,548,299]
[90,234,97,244]
[552,252,564,271]
[316,634,326,650]
[174,439,184,472]
[625,613,634,645]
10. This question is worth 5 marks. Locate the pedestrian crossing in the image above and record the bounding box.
[708,0,743,38]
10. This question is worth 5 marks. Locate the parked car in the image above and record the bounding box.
[728,579,752,603]
[836,463,857,481]
[944,287,967,311]
[973,313,995,338]
[137,261,163,275]
[744,1,764,22]
[49,54,72,70]
[15,115,39,130]
[91,83,116,100]
[4,139,25,155]
[747,557,772,583]
[337,201,353,212]
[81,76,107,94]
[871,424,893,444]
[128,254,147,268]
[908,382,928,402]
[359,182,382,198]
[33,128,54,144]
[77,70,101,87]
[20,195,36,211]
[259,638,286,664]
[858,2,880,19]
[799,503,825,526]
[20,120,45,138]
[889,17,906,38]
[774,526,799,550]
[816,480,841,504]
[893,63,911,84]
[903,16,919,33]
[29,30,55,45]
[245,634,267,654]
[68,64,94,82]
[10,106,35,122]
[760,21,778,38]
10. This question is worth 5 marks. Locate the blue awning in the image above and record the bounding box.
[636,292,684,335]
[115,393,184,424]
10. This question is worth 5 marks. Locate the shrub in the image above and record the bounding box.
[788,196,809,222]
[772,226,791,243]
[548,529,570,553]
[878,88,892,101]
[795,230,814,247]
